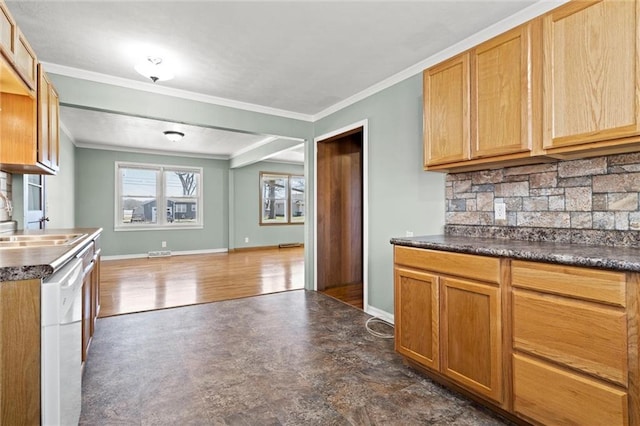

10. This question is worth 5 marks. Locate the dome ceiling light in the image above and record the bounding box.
[163,130,185,142]
[135,56,174,82]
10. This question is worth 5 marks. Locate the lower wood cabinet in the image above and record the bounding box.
[394,246,640,426]
[395,267,439,370]
[394,246,504,405]
[79,235,101,363]
[511,260,638,426]
[0,278,40,425]
[441,277,502,402]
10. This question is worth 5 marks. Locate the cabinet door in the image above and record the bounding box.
[37,66,51,169]
[394,267,439,370]
[81,269,92,362]
[423,53,470,166]
[0,2,15,60]
[37,66,59,172]
[48,83,59,171]
[543,0,640,149]
[441,277,502,402]
[14,28,36,90]
[471,23,536,158]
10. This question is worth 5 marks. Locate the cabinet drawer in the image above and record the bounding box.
[513,290,628,386]
[394,246,500,284]
[511,260,626,307]
[513,354,628,426]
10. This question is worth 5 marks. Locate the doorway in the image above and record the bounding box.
[315,123,366,309]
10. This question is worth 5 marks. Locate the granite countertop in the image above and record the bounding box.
[0,227,102,282]
[390,234,640,273]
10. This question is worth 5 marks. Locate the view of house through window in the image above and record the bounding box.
[260,172,304,225]
[116,162,203,229]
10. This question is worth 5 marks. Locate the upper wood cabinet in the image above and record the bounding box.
[543,0,640,155]
[424,21,542,171]
[471,23,539,159]
[424,53,470,166]
[37,65,59,172]
[0,2,15,61]
[0,1,59,175]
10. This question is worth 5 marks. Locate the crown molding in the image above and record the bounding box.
[42,62,314,123]
[312,0,568,121]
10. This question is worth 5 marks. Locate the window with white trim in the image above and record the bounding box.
[115,162,203,230]
[260,172,304,225]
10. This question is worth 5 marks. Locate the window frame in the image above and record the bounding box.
[114,161,203,231]
[259,172,304,226]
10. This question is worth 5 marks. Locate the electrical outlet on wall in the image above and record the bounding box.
[162,241,167,248]
[244,237,249,243]
[494,201,507,220]
[405,230,414,237]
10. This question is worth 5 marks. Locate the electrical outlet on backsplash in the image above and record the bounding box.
[445,152,640,248]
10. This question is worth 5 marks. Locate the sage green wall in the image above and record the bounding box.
[313,74,446,316]
[230,161,304,249]
[75,148,229,256]
[46,131,76,229]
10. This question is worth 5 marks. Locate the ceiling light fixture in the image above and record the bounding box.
[135,56,174,82]
[163,130,184,142]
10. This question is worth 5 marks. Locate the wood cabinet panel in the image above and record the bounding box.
[513,289,628,386]
[394,246,500,284]
[543,0,640,150]
[13,28,35,90]
[37,66,59,172]
[394,267,439,370]
[511,260,626,307]
[513,353,628,426]
[0,279,40,425]
[0,2,14,59]
[424,53,470,166]
[441,277,502,402]
[472,23,535,158]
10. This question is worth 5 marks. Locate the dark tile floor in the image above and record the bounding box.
[80,290,509,425]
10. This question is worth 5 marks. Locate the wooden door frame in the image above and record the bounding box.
[313,119,369,311]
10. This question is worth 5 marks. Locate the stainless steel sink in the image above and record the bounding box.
[0,233,86,248]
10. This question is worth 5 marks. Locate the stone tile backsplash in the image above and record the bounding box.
[445,153,640,247]
[0,171,12,222]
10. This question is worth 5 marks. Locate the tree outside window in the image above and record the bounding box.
[260,172,304,225]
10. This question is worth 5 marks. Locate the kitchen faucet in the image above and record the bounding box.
[0,192,13,217]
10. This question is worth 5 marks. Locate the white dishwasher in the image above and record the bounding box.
[41,258,83,426]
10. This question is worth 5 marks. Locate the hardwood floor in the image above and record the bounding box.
[320,283,363,309]
[99,247,304,317]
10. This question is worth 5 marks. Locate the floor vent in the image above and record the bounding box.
[148,250,172,258]
[279,243,302,248]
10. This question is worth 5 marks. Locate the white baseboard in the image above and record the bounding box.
[102,248,228,261]
[365,304,394,325]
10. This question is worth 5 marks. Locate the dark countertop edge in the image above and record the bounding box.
[0,228,103,282]
[390,236,640,273]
